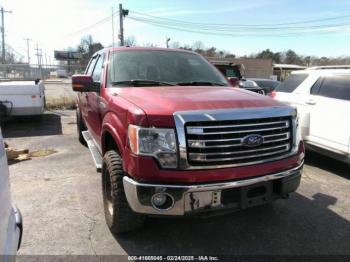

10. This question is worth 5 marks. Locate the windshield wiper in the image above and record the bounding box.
[176,81,226,86]
[111,80,175,86]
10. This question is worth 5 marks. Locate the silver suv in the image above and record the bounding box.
[0,128,22,257]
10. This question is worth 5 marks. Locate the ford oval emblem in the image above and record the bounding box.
[242,134,264,148]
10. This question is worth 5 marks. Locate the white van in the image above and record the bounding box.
[0,128,23,258]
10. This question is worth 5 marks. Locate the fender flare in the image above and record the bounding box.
[101,113,125,156]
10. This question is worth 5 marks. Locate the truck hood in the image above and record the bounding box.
[111,86,286,127]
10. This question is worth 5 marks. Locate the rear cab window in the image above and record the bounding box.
[275,73,309,93]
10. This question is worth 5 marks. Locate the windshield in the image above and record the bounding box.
[275,73,309,93]
[108,50,229,87]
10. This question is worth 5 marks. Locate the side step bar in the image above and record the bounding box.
[82,131,102,172]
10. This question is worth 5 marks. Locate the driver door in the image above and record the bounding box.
[87,54,105,147]
[80,56,98,124]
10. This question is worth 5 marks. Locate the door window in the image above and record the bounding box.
[92,55,104,83]
[310,77,323,95]
[86,56,97,75]
[317,76,350,101]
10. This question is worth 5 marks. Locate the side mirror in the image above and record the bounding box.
[72,75,97,92]
[227,77,239,87]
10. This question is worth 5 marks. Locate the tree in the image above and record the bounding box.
[303,56,311,67]
[170,41,180,49]
[192,41,205,54]
[205,47,217,57]
[77,35,104,66]
[218,50,225,58]
[284,49,302,65]
[142,42,157,47]
[180,44,192,51]
[125,36,136,46]
[225,53,236,58]
[255,49,281,63]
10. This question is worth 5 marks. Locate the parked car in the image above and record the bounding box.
[0,128,23,257]
[249,78,281,95]
[72,47,304,234]
[0,80,45,117]
[56,69,68,78]
[271,68,350,164]
[239,79,265,95]
[210,61,265,95]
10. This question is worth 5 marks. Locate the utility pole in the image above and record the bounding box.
[34,44,43,79]
[35,44,41,66]
[118,4,128,46]
[24,38,31,64]
[45,53,48,68]
[166,37,171,48]
[1,7,12,63]
[112,7,115,47]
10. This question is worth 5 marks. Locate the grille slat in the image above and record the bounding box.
[189,144,289,157]
[187,122,289,135]
[188,120,289,130]
[189,148,290,162]
[185,116,293,167]
[188,133,290,148]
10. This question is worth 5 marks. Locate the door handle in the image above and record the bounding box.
[305,99,316,105]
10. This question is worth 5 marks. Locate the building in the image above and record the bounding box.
[273,64,306,81]
[207,57,274,79]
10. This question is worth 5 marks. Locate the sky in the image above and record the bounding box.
[2,0,350,64]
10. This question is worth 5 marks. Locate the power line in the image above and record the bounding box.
[128,13,350,32]
[127,16,305,37]
[5,44,25,59]
[64,11,119,38]
[127,14,350,37]
[131,10,350,28]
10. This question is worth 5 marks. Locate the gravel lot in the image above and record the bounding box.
[2,110,350,256]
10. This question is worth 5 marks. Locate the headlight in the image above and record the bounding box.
[128,125,178,168]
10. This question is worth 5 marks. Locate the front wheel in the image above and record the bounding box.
[102,150,145,234]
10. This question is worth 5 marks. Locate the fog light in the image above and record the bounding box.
[152,193,167,207]
[151,193,174,210]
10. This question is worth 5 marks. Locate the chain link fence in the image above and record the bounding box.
[0,64,86,81]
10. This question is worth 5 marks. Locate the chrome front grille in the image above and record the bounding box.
[185,116,292,166]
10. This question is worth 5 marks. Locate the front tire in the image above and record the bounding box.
[102,150,145,234]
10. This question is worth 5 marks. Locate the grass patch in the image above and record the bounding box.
[29,149,57,157]
[46,96,76,110]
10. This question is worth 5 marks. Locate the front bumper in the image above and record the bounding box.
[123,162,303,216]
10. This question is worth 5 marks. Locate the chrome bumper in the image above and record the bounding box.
[123,162,303,216]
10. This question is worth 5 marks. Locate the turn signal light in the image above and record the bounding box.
[269,91,277,98]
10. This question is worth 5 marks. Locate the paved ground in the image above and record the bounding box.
[2,110,350,256]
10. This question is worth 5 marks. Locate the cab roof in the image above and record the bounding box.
[104,46,198,55]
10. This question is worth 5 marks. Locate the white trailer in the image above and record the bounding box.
[0,80,45,116]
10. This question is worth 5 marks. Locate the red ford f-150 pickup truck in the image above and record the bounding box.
[72,47,304,234]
